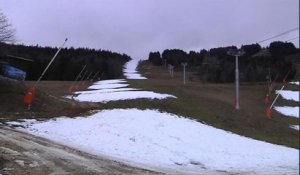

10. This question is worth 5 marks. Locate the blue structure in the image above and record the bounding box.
[0,63,26,80]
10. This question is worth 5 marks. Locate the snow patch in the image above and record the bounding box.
[276,90,299,102]
[290,81,299,86]
[88,83,129,90]
[274,106,299,118]
[13,109,299,174]
[15,160,25,167]
[75,88,138,94]
[290,125,299,131]
[124,59,147,79]
[93,79,126,85]
[73,91,176,103]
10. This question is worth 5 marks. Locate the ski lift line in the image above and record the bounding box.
[258,27,299,44]
[285,36,299,42]
[34,38,68,87]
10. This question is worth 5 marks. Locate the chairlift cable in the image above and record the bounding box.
[258,27,299,44]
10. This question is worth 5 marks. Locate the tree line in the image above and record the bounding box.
[148,41,298,83]
[0,43,131,81]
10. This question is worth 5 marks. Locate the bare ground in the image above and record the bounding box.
[0,126,163,175]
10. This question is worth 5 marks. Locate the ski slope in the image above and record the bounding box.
[9,109,299,175]
[6,60,300,174]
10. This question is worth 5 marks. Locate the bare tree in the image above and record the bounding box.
[0,11,15,43]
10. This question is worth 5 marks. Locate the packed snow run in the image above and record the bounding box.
[124,59,147,79]
[9,109,299,175]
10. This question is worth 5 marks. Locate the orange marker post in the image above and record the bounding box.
[266,107,272,119]
[24,87,36,110]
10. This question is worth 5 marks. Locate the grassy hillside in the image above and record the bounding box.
[103,61,299,149]
[0,77,98,121]
[1,60,298,149]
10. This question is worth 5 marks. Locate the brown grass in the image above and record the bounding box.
[122,61,299,148]
[1,61,299,149]
[0,78,99,121]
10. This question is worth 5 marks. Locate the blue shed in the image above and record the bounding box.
[1,63,26,80]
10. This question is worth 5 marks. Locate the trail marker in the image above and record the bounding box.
[24,87,36,110]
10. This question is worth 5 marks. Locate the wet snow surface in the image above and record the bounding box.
[10,109,299,174]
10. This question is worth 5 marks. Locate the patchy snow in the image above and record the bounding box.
[69,66,175,103]
[124,59,147,79]
[274,106,299,118]
[73,91,176,103]
[93,79,126,85]
[88,83,129,90]
[290,81,299,86]
[13,109,299,175]
[290,125,299,131]
[74,88,138,94]
[276,90,299,102]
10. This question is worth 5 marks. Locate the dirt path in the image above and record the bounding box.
[0,126,162,175]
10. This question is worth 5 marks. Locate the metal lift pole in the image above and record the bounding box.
[34,38,68,87]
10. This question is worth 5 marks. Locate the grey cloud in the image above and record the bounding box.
[0,0,298,59]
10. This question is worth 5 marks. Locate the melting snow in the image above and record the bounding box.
[276,90,299,102]
[290,125,299,131]
[93,79,127,84]
[88,83,129,90]
[124,59,147,79]
[70,59,175,103]
[290,81,299,86]
[274,106,299,118]
[74,88,138,94]
[72,91,176,103]
[13,109,299,175]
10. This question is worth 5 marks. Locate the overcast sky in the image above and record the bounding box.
[1,0,299,59]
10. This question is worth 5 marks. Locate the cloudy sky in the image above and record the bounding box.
[1,0,299,59]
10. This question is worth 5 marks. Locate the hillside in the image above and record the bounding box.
[0,59,298,174]
[0,77,99,121]
[124,60,299,148]
[1,59,298,149]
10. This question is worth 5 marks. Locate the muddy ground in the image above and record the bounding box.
[0,126,163,175]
